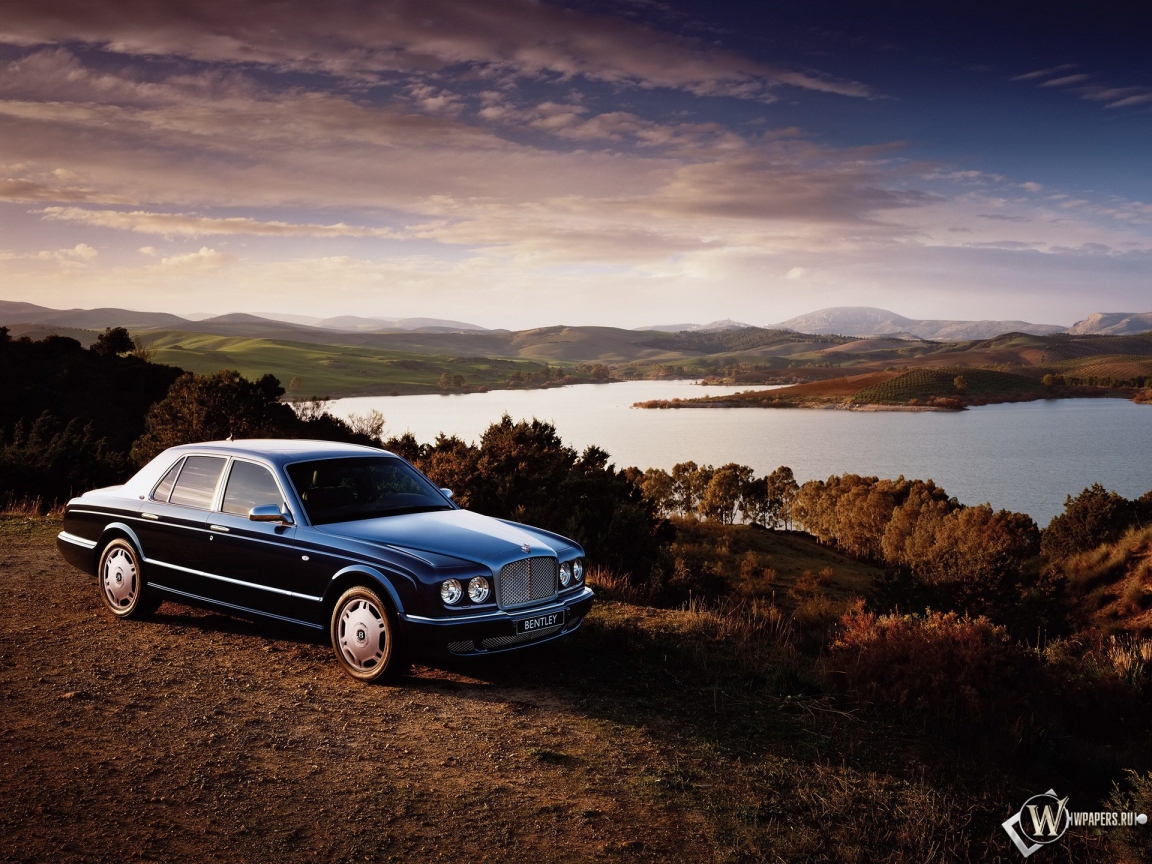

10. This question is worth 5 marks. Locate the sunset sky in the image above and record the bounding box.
[0,0,1149,328]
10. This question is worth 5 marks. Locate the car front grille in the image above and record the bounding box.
[497,557,558,608]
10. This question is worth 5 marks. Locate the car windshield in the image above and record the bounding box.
[286,457,451,525]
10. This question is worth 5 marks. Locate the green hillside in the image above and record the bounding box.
[143,331,590,397]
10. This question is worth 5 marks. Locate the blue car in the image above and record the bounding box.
[56,440,594,682]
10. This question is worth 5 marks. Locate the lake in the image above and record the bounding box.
[330,381,1152,526]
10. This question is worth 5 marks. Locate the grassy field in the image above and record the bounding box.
[143,331,598,397]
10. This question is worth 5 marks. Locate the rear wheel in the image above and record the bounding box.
[98,539,161,619]
[330,585,403,682]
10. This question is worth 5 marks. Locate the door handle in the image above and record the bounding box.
[209,525,230,533]
[140,512,160,520]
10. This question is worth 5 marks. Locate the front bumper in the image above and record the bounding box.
[399,586,594,655]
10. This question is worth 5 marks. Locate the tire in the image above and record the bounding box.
[330,585,404,683]
[98,539,161,619]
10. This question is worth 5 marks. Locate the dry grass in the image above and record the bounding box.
[0,496,65,517]
[1061,525,1152,633]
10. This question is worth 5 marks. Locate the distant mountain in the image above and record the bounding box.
[315,315,486,332]
[637,319,755,333]
[1067,312,1152,336]
[772,306,1066,340]
[0,300,189,330]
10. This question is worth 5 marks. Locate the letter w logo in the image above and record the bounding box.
[1027,797,1069,837]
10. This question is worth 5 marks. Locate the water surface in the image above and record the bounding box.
[331,381,1152,525]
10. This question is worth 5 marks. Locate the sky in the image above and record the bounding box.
[0,0,1149,329]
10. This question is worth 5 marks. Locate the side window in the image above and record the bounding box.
[151,458,185,502]
[221,461,285,516]
[168,456,227,510]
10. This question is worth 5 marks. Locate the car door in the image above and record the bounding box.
[200,458,320,623]
[136,454,226,597]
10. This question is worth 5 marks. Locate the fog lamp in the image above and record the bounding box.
[467,576,490,603]
[573,558,584,583]
[440,579,462,604]
[559,561,572,587]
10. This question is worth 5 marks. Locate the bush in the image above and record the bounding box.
[1106,771,1152,862]
[1042,483,1140,563]
[131,370,380,465]
[828,603,1040,733]
[385,416,669,577]
[0,411,129,509]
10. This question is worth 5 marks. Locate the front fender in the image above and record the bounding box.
[322,565,407,618]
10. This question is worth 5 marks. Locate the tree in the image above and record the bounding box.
[0,411,128,508]
[953,375,968,392]
[91,326,135,357]
[639,467,675,517]
[386,416,667,578]
[765,465,799,529]
[131,370,294,464]
[130,370,379,465]
[699,463,753,524]
[1041,484,1138,562]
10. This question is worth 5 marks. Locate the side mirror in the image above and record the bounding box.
[440,488,454,500]
[250,504,293,525]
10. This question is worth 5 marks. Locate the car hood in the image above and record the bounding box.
[316,508,567,566]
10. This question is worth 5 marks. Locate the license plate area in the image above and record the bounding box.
[515,610,565,635]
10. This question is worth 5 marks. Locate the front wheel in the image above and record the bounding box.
[98,539,161,619]
[330,586,403,682]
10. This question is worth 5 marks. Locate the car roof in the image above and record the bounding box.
[164,439,394,468]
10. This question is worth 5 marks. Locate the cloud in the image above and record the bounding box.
[1039,74,1092,88]
[1019,182,1043,192]
[1011,65,1077,81]
[151,246,235,271]
[1105,93,1152,109]
[784,266,805,279]
[0,0,871,101]
[40,206,402,238]
[38,242,98,261]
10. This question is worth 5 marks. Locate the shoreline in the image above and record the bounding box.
[633,390,1148,411]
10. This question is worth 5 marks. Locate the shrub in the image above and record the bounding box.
[386,416,669,578]
[827,603,1040,732]
[0,411,129,509]
[1042,483,1140,562]
[1106,771,1152,862]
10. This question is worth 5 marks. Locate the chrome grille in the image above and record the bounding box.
[497,557,558,608]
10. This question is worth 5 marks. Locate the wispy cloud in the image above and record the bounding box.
[1039,73,1092,88]
[1011,64,1078,81]
[40,207,402,239]
[0,0,871,101]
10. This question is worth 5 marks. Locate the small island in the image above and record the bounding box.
[635,366,1152,411]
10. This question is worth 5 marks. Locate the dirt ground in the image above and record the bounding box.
[1,516,1119,863]
[0,518,708,864]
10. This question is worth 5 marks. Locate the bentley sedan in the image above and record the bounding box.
[57,440,594,682]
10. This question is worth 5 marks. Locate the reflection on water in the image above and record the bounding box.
[330,380,1152,525]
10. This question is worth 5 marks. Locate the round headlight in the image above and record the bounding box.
[440,579,462,605]
[573,558,584,583]
[467,576,490,603]
[559,561,572,587]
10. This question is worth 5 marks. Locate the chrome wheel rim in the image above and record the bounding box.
[338,597,387,672]
[103,547,137,609]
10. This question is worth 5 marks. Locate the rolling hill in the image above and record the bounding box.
[772,306,1067,340]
